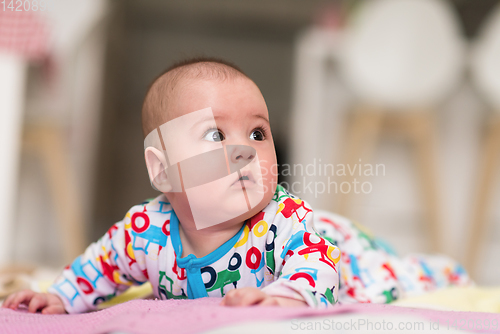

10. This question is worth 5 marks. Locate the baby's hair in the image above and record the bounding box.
[141,57,249,138]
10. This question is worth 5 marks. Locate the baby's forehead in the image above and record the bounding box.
[164,63,247,93]
[170,77,266,114]
[143,61,261,138]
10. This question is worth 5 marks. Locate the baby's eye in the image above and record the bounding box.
[203,129,225,142]
[250,129,265,141]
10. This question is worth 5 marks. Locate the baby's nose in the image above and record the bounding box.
[226,145,256,173]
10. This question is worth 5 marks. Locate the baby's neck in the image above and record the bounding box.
[178,220,244,258]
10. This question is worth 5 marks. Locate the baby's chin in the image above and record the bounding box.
[219,187,275,227]
[164,180,276,230]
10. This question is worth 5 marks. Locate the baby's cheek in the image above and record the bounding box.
[260,161,277,193]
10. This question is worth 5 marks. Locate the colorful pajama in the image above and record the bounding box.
[49,185,340,313]
[313,210,471,304]
[48,185,471,313]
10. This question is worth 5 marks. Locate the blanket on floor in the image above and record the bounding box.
[393,286,500,313]
[1,298,499,334]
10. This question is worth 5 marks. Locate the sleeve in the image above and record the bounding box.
[47,205,150,313]
[261,197,340,308]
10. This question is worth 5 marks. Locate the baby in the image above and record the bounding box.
[2,58,341,314]
[2,58,470,314]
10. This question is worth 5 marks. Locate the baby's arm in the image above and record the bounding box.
[2,215,141,314]
[2,290,66,314]
[48,216,149,313]
[262,234,340,307]
[9,204,150,314]
[260,201,340,307]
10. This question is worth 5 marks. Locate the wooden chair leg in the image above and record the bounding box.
[464,117,500,278]
[336,107,384,216]
[23,125,86,263]
[409,112,442,253]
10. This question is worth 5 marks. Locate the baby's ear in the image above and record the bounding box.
[145,147,172,193]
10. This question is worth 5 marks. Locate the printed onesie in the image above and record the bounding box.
[48,185,340,313]
[48,185,470,313]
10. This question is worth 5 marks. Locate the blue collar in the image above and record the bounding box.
[169,211,245,269]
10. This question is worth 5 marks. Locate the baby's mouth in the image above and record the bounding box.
[231,171,255,188]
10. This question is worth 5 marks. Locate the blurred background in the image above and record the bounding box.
[1,0,499,287]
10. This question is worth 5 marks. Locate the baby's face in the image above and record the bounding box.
[157,77,277,229]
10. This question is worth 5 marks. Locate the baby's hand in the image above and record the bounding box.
[220,287,307,307]
[2,289,66,314]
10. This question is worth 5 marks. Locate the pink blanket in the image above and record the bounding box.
[1,298,499,334]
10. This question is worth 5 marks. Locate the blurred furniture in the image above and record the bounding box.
[336,0,465,253]
[0,1,107,266]
[0,54,27,265]
[289,25,348,213]
[23,0,108,264]
[0,10,50,266]
[466,4,500,277]
[21,124,87,263]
